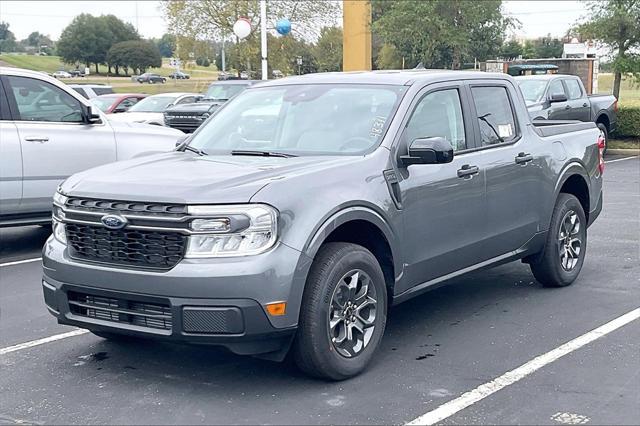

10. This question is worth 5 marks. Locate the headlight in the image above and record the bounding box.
[185,204,278,257]
[53,191,68,206]
[52,218,67,244]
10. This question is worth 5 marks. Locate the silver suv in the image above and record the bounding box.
[0,67,184,227]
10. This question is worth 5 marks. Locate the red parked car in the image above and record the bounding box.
[90,93,147,114]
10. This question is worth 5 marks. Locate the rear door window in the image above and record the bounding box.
[470,86,518,146]
[72,87,89,99]
[93,87,114,96]
[564,79,583,100]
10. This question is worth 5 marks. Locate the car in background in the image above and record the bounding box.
[0,67,184,227]
[515,74,617,151]
[108,92,203,126]
[69,70,85,77]
[240,71,250,79]
[69,84,114,99]
[136,73,167,84]
[169,71,190,80]
[52,70,71,79]
[164,80,256,132]
[90,93,147,114]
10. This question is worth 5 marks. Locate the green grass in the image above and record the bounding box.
[608,138,640,149]
[0,54,219,78]
[597,73,640,106]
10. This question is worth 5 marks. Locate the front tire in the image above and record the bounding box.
[530,194,587,287]
[293,242,387,380]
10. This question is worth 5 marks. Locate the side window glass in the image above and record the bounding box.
[565,79,582,100]
[8,76,83,123]
[471,86,517,146]
[548,80,566,98]
[405,88,467,151]
[72,87,89,99]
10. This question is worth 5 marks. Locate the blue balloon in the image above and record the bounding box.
[276,18,291,36]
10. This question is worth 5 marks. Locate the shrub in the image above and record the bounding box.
[613,103,640,138]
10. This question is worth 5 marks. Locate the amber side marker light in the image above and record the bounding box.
[265,302,286,316]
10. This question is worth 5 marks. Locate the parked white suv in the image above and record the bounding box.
[0,67,184,227]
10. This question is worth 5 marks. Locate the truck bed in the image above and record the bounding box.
[531,120,596,137]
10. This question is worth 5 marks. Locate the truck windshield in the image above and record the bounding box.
[517,80,548,104]
[128,96,175,112]
[189,84,406,156]
[204,84,248,101]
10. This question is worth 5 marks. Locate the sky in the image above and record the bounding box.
[0,0,590,41]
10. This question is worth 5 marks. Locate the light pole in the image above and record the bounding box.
[260,0,268,80]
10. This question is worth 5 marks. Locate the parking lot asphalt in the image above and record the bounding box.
[0,156,638,425]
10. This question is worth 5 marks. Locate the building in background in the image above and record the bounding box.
[563,38,598,59]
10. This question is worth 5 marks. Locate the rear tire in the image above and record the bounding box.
[293,242,387,380]
[530,194,587,287]
[597,122,608,155]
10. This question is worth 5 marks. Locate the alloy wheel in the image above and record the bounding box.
[558,210,582,271]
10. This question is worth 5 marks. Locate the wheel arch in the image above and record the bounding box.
[554,163,591,224]
[302,207,400,302]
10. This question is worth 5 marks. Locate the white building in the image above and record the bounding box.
[563,38,598,59]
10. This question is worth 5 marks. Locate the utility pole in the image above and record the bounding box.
[260,0,268,80]
[342,0,372,71]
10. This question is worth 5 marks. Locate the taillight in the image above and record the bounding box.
[613,99,618,113]
[597,134,605,174]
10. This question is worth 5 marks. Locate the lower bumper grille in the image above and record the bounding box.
[66,223,186,270]
[68,291,172,331]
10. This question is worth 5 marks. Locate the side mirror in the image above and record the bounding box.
[82,104,102,124]
[401,137,454,165]
[549,93,568,103]
[113,106,127,113]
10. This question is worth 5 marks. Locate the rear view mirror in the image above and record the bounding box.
[82,105,102,124]
[549,93,568,103]
[401,137,454,165]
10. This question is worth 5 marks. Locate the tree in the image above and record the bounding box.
[163,0,338,75]
[500,40,522,60]
[521,39,537,59]
[107,40,162,75]
[576,0,640,99]
[57,14,139,74]
[373,0,515,69]
[0,22,17,53]
[313,27,342,72]
[534,34,563,58]
[376,43,403,69]
[156,33,176,57]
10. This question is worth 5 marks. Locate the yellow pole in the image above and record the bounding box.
[342,0,372,71]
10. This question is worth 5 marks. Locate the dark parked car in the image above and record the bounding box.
[164,80,256,132]
[169,71,190,80]
[69,69,85,77]
[90,93,147,113]
[44,71,604,380]
[136,73,166,84]
[516,74,617,150]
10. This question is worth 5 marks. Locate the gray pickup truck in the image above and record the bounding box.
[43,71,604,380]
[516,74,617,149]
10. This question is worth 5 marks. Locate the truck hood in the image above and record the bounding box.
[166,101,224,113]
[61,152,352,204]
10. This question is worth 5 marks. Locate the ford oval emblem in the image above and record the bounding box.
[101,214,128,230]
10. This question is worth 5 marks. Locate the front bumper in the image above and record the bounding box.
[42,237,312,357]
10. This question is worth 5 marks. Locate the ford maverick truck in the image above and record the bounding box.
[43,71,604,380]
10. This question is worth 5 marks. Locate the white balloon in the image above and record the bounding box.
[233,19,252,39]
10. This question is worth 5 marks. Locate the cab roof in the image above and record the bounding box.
[253,69,512,87]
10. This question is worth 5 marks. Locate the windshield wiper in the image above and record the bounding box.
[178,144,207,156]
[231,150,297,158]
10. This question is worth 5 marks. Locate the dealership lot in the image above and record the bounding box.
[0,156,638,425]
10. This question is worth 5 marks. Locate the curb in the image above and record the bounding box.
[607,148,640,155]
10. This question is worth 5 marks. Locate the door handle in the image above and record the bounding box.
[515,152,533,165]
[24,136,49,143]
[457,164,479,178]
[564,105,571,110]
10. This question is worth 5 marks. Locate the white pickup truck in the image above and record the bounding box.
[0,67,184,227]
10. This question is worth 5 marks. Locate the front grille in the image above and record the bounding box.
[68,291,172,330]
[65,197,186,217]
[66,223,186,270]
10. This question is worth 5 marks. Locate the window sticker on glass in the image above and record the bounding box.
[370,116,387,138]
[498,124,513,139]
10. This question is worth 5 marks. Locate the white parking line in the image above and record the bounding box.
[0,257,41,267]
[0,329,90,356]
[407,307,640,426]
[605,156,638,164]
